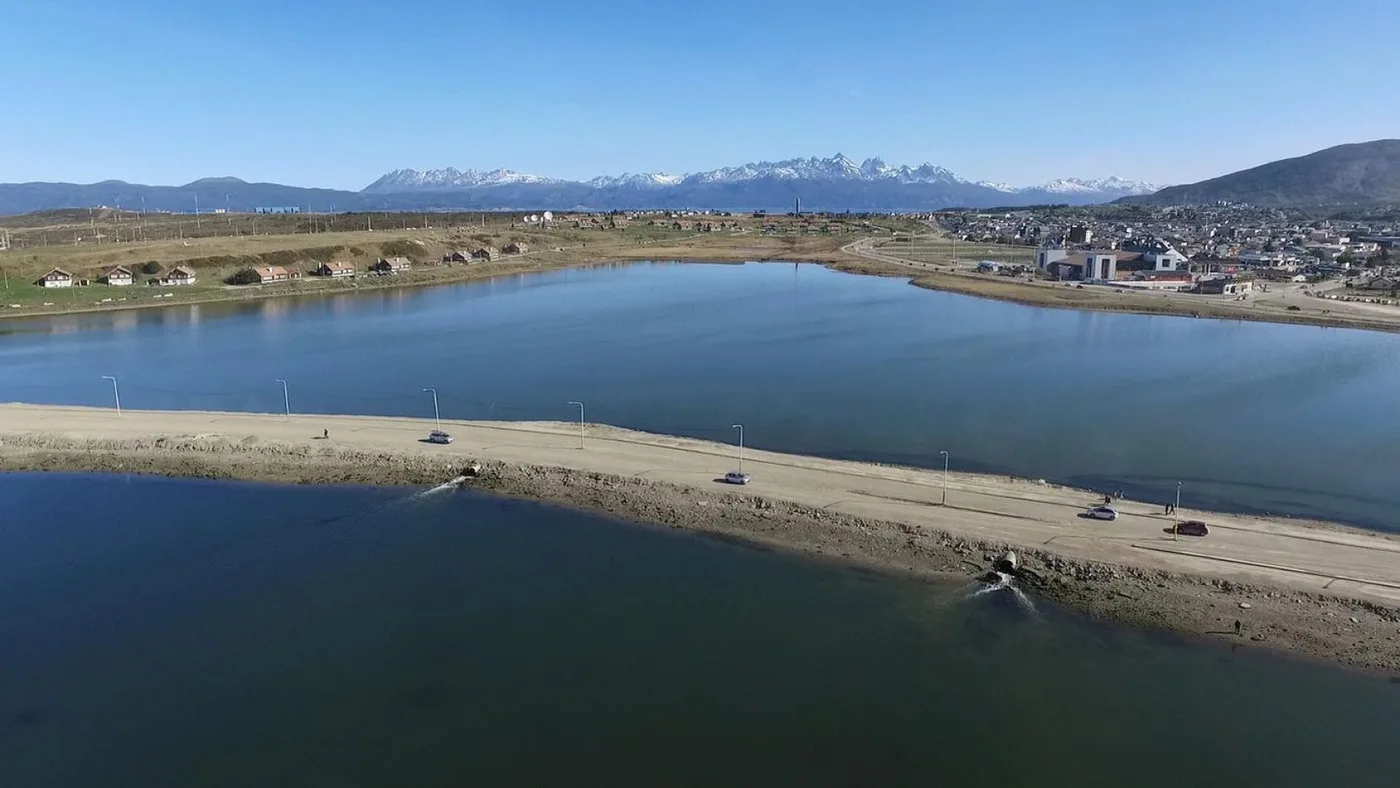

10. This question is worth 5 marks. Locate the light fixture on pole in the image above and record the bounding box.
[939,450,949,506]
[567,401,585,449]
[275,379,290,419]
[732,424,744,473]
[1174,481,1182,541]
[101,375,121,415]
[423,388,441,431]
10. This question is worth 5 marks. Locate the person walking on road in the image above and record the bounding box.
[323,428,329,440]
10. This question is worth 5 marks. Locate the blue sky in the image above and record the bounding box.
[3,0,1397,190]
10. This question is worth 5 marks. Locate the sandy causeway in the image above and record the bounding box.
[2,404,1398,674]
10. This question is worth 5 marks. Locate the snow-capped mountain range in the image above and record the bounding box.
[363,154,1163,200]
[0,155,1160,215]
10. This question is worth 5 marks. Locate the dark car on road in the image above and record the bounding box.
[1175,520,1209,537]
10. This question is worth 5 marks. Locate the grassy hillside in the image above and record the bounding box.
[1125,139,1400,206]
[0,210,919,317]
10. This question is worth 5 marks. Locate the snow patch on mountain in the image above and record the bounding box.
[586,172,685,188]
[1033,177,1162,195]
[365,167,559,192]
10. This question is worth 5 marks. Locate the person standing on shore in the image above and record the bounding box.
[1234,619,1243,636]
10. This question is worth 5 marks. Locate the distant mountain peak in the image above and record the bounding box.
[185,176,248,186]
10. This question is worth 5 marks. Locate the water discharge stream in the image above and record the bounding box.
[969,571,1039,614]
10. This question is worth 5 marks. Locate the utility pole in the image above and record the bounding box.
[1174,481,1182,541]
[423,388,441,432]
[939,450,949,505]
[102,376,122,414]
[732,424,744,473]
[568,401,585,449]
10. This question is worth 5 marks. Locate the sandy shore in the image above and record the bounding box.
[3,403,1398,674]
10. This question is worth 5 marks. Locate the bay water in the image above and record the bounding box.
[3,262,1397,528]
[0,473,1392,787]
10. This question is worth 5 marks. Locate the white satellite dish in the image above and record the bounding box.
[542,211,554,222]
[528,214,539,223]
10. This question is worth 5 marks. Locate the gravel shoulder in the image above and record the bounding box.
[3,404,1398,675]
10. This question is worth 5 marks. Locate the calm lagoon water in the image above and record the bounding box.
[0,473,1394,787]
[4,261,1400,528]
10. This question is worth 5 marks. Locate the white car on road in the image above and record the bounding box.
[1084,505,1118,521]
[427,430,454,445]
[723,471,751,485]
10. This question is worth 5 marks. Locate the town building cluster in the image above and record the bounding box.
[941,203,1400,294]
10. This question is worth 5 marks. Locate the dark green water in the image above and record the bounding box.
[4,262,1400,529]
[0,473,1393,787]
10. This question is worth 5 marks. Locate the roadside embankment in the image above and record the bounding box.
[2,404,1398,674]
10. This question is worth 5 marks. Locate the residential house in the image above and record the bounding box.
[1254,268,1298,283]
[1145,245,1187,271]
[314,261,355,278]
[254,266,291,284]
[1238,251,1285,268]
[1195,275,1255,295]
[35,267,74,288]
[165,266,197,286]
[503,242,528,255]
[370,257,411,274]
[1130,270,1193,284]
[473,246,500,262]
[101,266,134,286]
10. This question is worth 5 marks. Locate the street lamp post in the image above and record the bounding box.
[275,379,290,419]
[423,388,441,431]
[1174,481,1182,541]
[939,450,949,505]
[101,375,121,414]
[567,402,584,449]
[732,424,744,473]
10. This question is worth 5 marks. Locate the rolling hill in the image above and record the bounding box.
[1120,139,1400,206]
